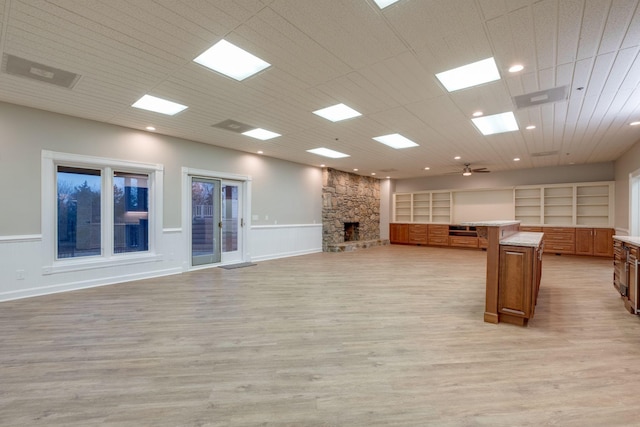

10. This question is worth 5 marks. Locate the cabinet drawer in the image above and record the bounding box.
[428,225,449,236]
[520,226,542,232]
[478,237,488,249]
[544,242,575,253]
[428,236,449,246]
[449,235,478,248]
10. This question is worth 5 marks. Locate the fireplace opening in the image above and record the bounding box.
[344,222,360,242]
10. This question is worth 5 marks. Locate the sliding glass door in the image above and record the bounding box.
[191,177,221,266]
[221,181,243,264]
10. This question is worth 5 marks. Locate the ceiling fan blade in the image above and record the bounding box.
[471,168,490,173]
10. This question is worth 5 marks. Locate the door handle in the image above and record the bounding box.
[241,218,244,227]
[218,221,222,228]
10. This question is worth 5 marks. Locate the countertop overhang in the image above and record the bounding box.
[500,232,544,247]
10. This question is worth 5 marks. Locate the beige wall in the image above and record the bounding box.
[614,138,640,233]
[0,101,322,236]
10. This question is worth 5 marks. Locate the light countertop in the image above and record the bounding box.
[460,220,521,227]
[613,235,640,246]
[500,232,544,247]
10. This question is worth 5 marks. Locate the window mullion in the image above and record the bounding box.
[103,167,114,258]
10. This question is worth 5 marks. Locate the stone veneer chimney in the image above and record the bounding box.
[322,168,381,252]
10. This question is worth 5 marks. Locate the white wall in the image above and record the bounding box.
[396,163,615,193]
[0,102,322,301]
[614,139,640,234]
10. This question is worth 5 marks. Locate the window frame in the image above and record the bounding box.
[42,150,164,275]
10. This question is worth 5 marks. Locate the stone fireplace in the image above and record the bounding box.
[322,168,389,252]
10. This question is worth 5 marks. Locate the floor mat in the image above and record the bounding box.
[218,262,257,270]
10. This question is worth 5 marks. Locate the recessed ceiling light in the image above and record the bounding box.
[630,121,640,126]
[257,150,264,154]
[526,125,536,130]
[386,176,391,179]
[371,173,376,176]
[472,111,483,117]
[242,128,281,140]
[193,39,270,81]
[373,0,401,8]
[514,157,521,161]
[424,167,430,170]
[145,126,156,131]
[132,95,188,116]
[353,168,359,171]
[320,164,325,167]
[313,103,362,122]
[509,64,524,73]
[471,111,519,135]
[373,133,419,149]
[307,147,350,158]
[454,156,461,160]
[435,57,501,92]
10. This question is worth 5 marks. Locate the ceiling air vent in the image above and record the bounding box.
[531,150,559,157]
[2,54,81,89]
[379,168,398,173]
[211,119,255,134]
[513,85,568,110]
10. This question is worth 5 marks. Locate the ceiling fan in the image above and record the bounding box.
[461,163,490,176]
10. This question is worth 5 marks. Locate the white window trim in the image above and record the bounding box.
[630,168,640,236]
[181,167,252,271]
[42,150,164,275]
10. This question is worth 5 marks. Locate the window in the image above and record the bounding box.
[42,151,163,274]
[57,166,102,258]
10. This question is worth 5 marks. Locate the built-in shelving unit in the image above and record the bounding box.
[514,182,613,227]
[412,192,430,223]
[392,191,451,223]
[394,193,412,222]
[394,181,614,228]
[431,192,451,223]
[514,187,542,225]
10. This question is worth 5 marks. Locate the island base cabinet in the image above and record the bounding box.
[498,244,542,326]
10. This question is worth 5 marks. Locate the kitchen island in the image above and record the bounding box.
[462,221,544,326]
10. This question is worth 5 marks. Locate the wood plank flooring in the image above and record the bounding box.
[1,245,639,426]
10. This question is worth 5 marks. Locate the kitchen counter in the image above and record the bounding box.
[500,232,544,247]
[461,220,521,227]
[613,235,640,246]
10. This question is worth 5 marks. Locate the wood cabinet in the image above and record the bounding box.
[575,228,614,257]
[389,223,409,244]
[428,224,449,246]
[408,224,428,245]
[498,243,543,326]
[613,237,640,315]
[448,225,478,248]
[543,227,576,254]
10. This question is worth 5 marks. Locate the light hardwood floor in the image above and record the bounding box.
[1,245,638,426]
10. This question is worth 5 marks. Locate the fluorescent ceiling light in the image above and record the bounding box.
[472,111,519,135]
[435,57,501,92]
[194,39,270,81]
[242,128,281,140]
[373,0,401,8]
[132,95,188,115]
[313,103,361,122]
[306,147,350,158]
[373,133,419,149]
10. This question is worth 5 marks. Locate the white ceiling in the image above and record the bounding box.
[1,0,640,179]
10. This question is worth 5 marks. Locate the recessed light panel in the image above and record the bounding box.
[471,112,519,135]
[373,0,401,8]
[313,103,361,122]
[194,39,270,81]
[307,147,350,158]
[242,128,281,140]
[132,95,188,115]
[435,57,500,92]
[373,133,418,149]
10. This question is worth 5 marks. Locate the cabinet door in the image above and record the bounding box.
[390,224,409,244]
[575,228,594,255]
[593,228,614,257]
[408,224,428,244]
[499,245,534,319]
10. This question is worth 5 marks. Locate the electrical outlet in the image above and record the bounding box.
[16,270,25,280]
